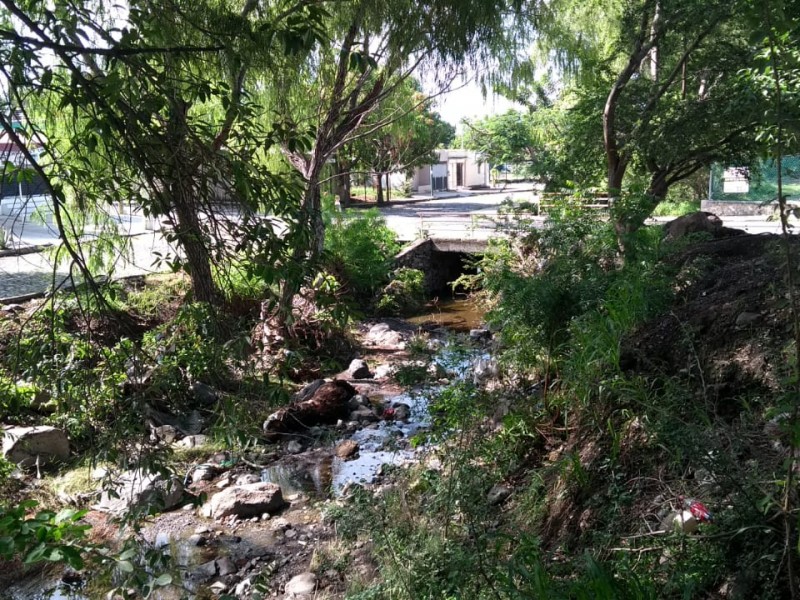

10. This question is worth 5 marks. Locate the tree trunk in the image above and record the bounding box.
[166,98,218,304]
[335,159,352,208]
[172,188,217,304]
[385,172,391,203]
[375,172,384,205]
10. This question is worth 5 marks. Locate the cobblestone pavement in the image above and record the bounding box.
[0,232,176,301]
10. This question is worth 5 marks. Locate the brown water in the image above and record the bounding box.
[406,296,485,332]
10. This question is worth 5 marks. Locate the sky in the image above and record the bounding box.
[429,79,520,131]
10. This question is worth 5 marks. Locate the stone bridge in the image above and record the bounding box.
[395,237,490,294]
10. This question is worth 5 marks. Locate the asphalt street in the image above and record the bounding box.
[0,189,792,302]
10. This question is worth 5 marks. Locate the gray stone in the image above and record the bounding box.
[373,364,394,379]
[216,556,237,576]
[151,425,178,444]
[736,311,761,327]
[293,379,326,403]
[286,440,303,454]
[188,534,206,546]
[469,328,491,340]
[285,572,317,596]
[487,484,512,505]
[347,394,369,411]
[392,403,411,421]
[95,470,184,515]
[349,408,378,423]
[235,579,252,597]
[472,356,499,384]
[190,382,219,406]
[235,473,261,486]
[192,464,219,483]
[191,560,217,582]
[2,425,69,467]
[173,434,209,449]
[348,359,372,379]
[209,581,227,595]
[208,482,286,519]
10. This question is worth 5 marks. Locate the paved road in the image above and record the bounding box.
[0,232,174,301]
[0,189,793,302]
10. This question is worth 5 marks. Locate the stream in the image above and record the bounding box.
[11,300,490,600]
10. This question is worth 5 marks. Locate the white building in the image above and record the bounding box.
[0,120,50,221]
[410,149,489,193]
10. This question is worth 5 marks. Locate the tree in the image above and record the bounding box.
[267,0,534,314]
[271,0,533,255]
[351,81,455,204]
[524,0,768,240]
[0,0,324,303]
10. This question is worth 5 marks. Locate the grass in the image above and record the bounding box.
[652,199,701,217]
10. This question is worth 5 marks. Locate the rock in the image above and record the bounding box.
[190,382,218,406]
[95,470,184,515]
[264,380,357,439]
[146,406,204,436]
[209,581,227,595]
[348,394,369,411]
[216,556,237,576]
[373,364,394,379]
[188,534,207,546]
[736,311,761,327]
[235,579,252,597]
[293,379,326,403]
[349,408,379,423]
[284,528,297,539]
[335,440,359,459]
[191,560,217,582]
[487,484,512,505]
[2,426,69,467]
[394,403,412,421]
[286,440,303,454]
[671,510,699,534]
[151,425,178,444]
[364,320,412,349]
[427,362,447,378]
[469,328,491,341]
[192,464,219,483]
[208,482,286,519]
[235,473,261,486]
[663,211,744,240]
[348,359,372,379]
[270,517,291,531]
[472,356,499,384]
[285,572,317,596]
[2,303,24,313]
[173,434,209,449]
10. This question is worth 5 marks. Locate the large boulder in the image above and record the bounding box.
[2,425,69,467]
[663,211,743,241]
[95,470,184,515]
[208,482,286,519]
[263,380,357,439]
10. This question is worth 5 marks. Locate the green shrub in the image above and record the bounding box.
[324,209,400,298]
[376,268,426,316]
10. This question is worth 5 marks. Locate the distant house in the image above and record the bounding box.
[410,149,489,193]
[0,115,50,222]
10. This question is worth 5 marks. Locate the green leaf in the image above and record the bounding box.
[153,573,172,586]
[118,559,135,573]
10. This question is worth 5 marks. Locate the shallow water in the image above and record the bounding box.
[406,296,485,332]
